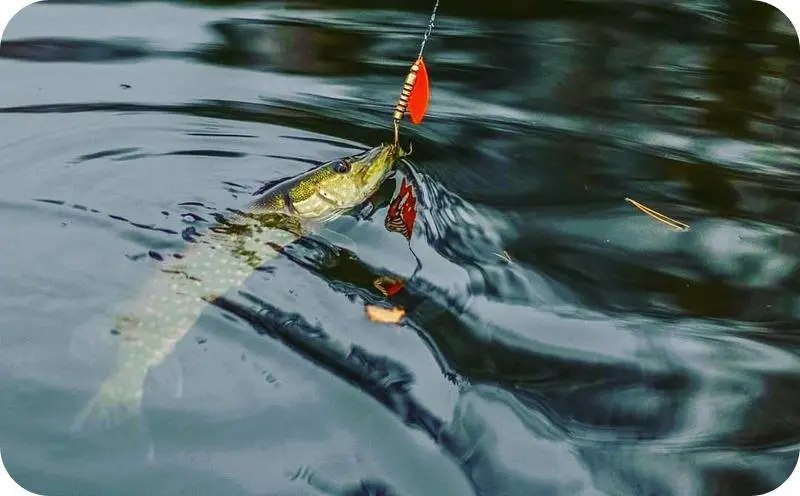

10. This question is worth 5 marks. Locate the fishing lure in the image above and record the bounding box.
[392,0,439,144]
[393,57,430,126]
[370,2,438,302]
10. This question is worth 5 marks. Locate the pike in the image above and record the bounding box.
[74,0,439,432]
[73,143,406,431]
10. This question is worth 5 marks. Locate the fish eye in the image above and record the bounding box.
[333,160,351,174]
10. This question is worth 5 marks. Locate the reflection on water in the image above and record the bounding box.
[0,1,798,495]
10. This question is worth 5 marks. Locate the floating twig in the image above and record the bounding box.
[625,197,689,231]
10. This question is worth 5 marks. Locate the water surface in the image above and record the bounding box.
[1,1,799,495]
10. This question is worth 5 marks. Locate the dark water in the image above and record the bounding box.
[1,1,799,495]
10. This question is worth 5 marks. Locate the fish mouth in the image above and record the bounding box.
[357,144,397,183]
[359,164,391,184]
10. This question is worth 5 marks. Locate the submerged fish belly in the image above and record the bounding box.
[74,224,299,432]
[116,225,299,368]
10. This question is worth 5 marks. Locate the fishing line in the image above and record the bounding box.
[417,0,440,60]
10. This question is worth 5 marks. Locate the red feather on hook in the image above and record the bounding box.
[407,57,430,124]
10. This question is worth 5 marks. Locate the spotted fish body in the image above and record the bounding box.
[74,143,404,431]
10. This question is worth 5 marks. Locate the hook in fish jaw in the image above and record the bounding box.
[391,131,412,158]
[403,141,413,157]
[392,120,413,159]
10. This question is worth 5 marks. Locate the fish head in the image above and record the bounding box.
[251,142,404,224]
[309,142,404,212]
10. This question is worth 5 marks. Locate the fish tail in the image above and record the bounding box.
[71,369,146,433]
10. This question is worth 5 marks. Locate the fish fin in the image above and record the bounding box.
[408,58,430,125]
[71,379,155,462]
[298,218,321,235]
[71,371,145,433]
[150,354,184,400]
[69,312,120,367]
[252,174,294,196]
